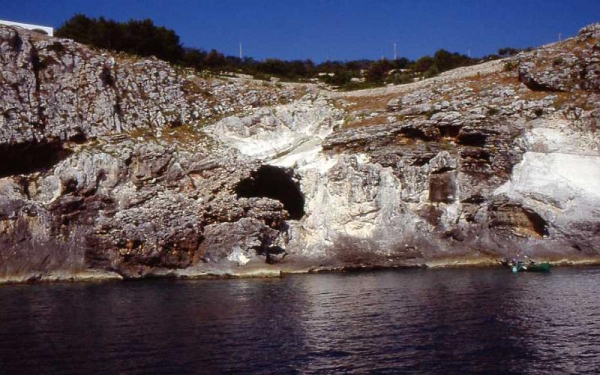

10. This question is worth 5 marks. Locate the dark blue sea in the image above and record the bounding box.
[1,267,599,374]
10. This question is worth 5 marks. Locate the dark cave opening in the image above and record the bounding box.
[457,131,488,147]
[400,127,432,142]
[438,124,462,138]
[235,165,305,220]
[0,140,72,178]
[523,208,550,238]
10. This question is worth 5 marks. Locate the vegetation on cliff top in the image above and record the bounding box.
[56,14,528,89]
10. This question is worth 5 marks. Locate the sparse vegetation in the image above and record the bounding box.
[56,14,526,90]
[487,107,499,116]
[438,141,455,150]
[56,14,184,63]
[503,61,518,71]
[552,94,568,109]
[424,65,440,78]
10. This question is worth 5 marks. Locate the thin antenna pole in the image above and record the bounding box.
[239,43,243,59]
[467,49,471,58]
[558,32,562,42]
[393,43,397,60]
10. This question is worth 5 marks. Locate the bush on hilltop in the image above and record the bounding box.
[56,14,184,63]
[56,14,518,90]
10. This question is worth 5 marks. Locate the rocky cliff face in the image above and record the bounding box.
[1,23,599,282]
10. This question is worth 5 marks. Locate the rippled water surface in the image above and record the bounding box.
[1,267,600,374]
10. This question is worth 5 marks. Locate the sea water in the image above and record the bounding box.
[1,267,599,374]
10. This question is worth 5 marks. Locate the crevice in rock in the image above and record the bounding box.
[0,140,72,178]
[431,166,455,174]
[100,66,116,87]
[457,130,488,147]
[518,70,565,92]
[418,205,444,226]
[461,195,485,204]
[523,208,550,237]
[412,154,436,166]
[29,44,48,130]
[438,124,462,138]
[68,128,88,144]
[99,65,124,125]
[400,126,433,142]
[114,102,122,117]
[428,171,456,203]
[254,244,287,264]
[9,30,23,53]
[30,48,42,93]
[47,42,66,54]
[16,177,32,200]
[168,119,183,128]
[461,148,491,161]
[235,165,305,220]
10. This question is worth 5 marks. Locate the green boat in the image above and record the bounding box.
[525,262,551,272]
[506,259,550,273]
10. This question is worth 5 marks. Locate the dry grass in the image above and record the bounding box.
[162,125,206,146]
[344,93,399,112]
[125,123,211,149]
[466,71,519,94]
[344,115,390,128]
[394,134,418,145]
[550,92,571,109]
[519,89,556,101]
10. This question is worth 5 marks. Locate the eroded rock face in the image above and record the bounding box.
[0,25,309,280]
[1,23,600,282]
[517,24,600,92]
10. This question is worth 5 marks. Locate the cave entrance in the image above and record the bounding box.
[0,140,72,178]
[456,130,488,147]
[235,165,305,220]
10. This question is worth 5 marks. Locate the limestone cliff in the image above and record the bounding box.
[1,23,599,282]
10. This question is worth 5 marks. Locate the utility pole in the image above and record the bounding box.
[239,43,243,59]
[393,43,397,60]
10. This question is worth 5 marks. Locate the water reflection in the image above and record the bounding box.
[1,268,599,373]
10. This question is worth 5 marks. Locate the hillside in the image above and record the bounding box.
[1,23,599,282]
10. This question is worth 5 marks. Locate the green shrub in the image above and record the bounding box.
[55,14,529,88]
[503,61,518,71]
[424,65,440,78]
[56,14,184,63]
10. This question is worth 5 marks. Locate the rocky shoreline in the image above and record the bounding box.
[1,23,600,284]
[3,255,600,285]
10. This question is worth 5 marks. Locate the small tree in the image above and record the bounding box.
[424,65,440,78]
[365,59,394,83]
[414,55,434,73]
[56,14,184,63]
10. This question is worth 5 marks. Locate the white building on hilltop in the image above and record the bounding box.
[0,19,53,36]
